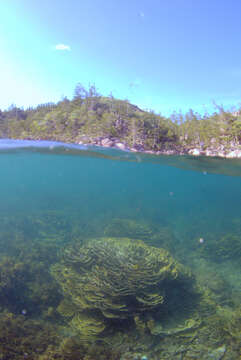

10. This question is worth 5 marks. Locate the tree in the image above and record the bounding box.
[73,83,88,104]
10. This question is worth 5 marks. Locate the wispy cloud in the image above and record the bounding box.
[54,44,71,51]
[129,78,142,89]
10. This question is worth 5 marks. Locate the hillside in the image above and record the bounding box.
[0,84,240,157]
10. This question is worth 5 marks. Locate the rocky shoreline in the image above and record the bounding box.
[78,136,241,159]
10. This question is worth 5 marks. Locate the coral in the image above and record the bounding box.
[215,234,241,261]
[146,314,201,336]
[216,305,241,341]
[149,227,176,251]
[0,256,27,292]
[70,312,106,341]
[51,237,193,324]
[104,218,176,252]
[58,338,121,360]
[199,270,237,312]
[0,311,119,360]
[38,334,122,360]
[199,233,241,262]
[0,311,60,359]
[104,219,153,241]
[134,315,147,335]
[0,256,30,312]
[0,252,61,316]
[29,211,72,243]
[57,299,76,318]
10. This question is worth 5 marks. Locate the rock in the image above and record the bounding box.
[205,150,214,156]
[101,138,114,147]
[189,148,200,156]
[78,135,91,143]
[164,150,176,155]
[144,150,156,154]
[217,152,225,157]
[115,142,127,150]
[226,150,241,158]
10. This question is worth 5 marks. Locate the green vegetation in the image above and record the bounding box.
[0,83,240,153]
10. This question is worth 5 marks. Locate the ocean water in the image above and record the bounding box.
[0,139,240,359]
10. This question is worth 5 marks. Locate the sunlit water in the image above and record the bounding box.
[0,139,240,358]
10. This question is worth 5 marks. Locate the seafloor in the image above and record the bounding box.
[0,211,240,360]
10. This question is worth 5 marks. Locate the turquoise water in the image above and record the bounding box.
[1,140,240,240]
[0,139,240,359]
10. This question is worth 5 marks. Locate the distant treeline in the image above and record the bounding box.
[0,84,240,151]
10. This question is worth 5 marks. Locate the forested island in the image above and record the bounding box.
[0,84,241,158]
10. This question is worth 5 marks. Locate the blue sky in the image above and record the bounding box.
[1,0,241,115]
